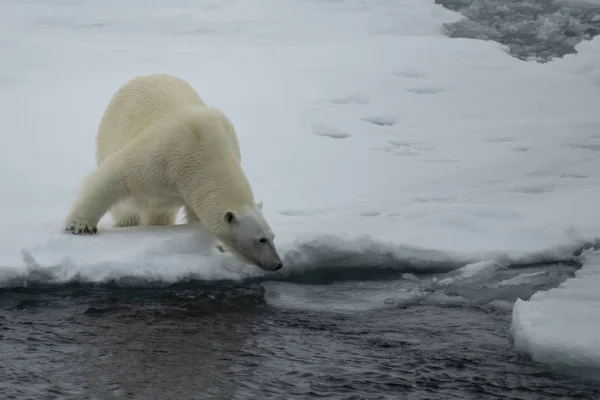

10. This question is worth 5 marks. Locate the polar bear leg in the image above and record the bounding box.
[183,204,226,253]
[183,204,199,223]
[141,209,178,226]
[215,242,229,253]
[111,200,141,228]
[65,156,130,234]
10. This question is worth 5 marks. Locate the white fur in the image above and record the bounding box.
[64,73,283,271]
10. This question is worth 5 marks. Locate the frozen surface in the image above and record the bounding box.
[1,0,600,373]
[511,250,600,376]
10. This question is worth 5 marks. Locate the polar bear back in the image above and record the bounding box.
[96,73,207,165]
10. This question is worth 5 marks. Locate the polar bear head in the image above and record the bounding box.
[217,203,283,271]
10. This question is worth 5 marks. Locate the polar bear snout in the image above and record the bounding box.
[229,242,283,272]
[258,261,283,272]
[259,254,283,272]
[258,238,284,272]
[248,240,283,272]
[272,261,283,271]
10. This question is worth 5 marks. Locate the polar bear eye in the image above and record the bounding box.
[259,238,268,244]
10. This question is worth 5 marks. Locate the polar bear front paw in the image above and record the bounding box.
[215,243,227,253]
[65,219,98,235]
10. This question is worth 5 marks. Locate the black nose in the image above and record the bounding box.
[273,262,283,271]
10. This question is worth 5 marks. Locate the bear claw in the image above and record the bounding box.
[65,221,98,235]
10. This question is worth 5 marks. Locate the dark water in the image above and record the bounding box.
[437,0,600,62]
[2,261,600,400]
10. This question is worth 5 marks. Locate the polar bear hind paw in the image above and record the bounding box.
[65,220,98,235]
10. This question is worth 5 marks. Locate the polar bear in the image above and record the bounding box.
[64,73,283,271]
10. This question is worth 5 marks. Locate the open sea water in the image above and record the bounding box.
[3,261,600,399]
[3,1,600,399]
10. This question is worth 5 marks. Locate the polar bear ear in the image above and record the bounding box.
[224,210,238,225]
[256,201,263,210]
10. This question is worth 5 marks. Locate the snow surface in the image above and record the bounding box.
[1,0,600,374]
[511,250,600,376]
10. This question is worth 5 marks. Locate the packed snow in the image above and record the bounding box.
[1,0,600,376]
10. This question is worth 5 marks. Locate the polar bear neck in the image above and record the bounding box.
[184,162,256,234]
[173,106,257,235]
